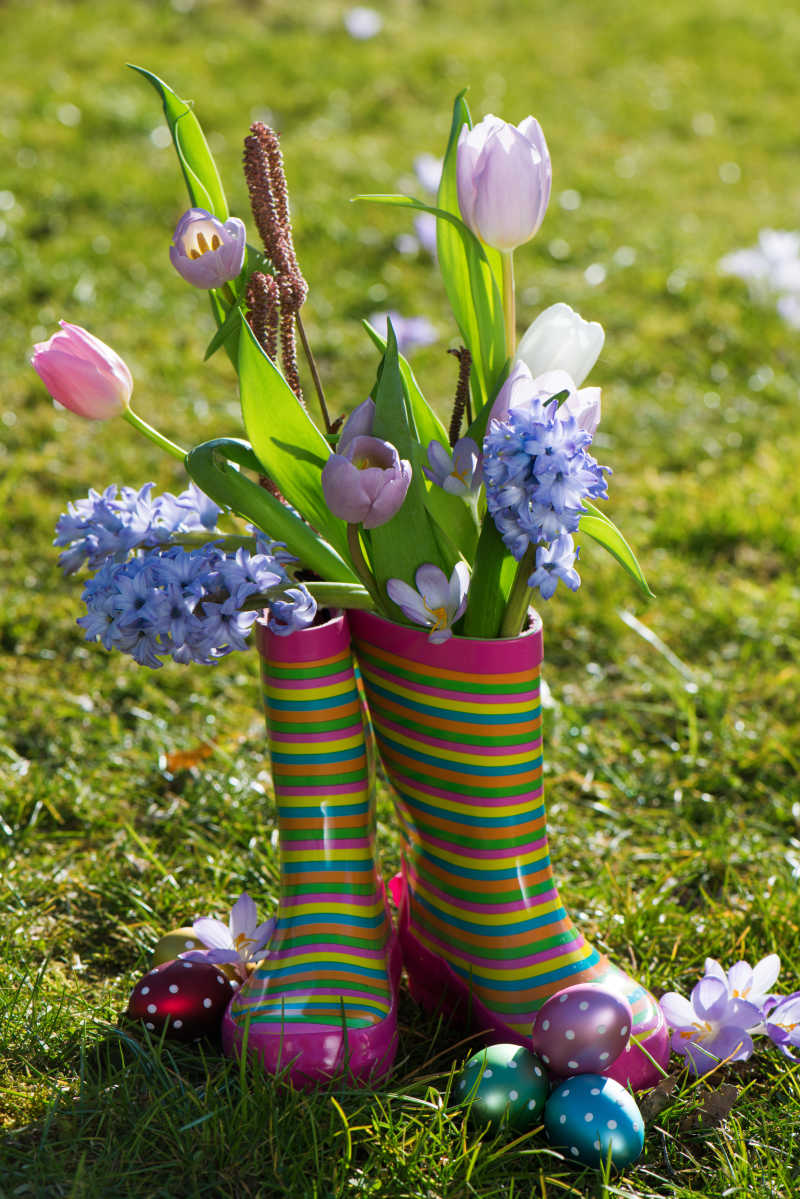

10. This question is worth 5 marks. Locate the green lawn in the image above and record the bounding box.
[2,1,800,1195]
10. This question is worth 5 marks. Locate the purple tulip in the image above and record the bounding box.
[338,397,375,450]
[456,114,551,252]
[169,207,246,289]
[321,434,411,528]
[31,321,133,419]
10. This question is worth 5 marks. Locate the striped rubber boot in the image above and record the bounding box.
[221,612,399,1088]
[350,610,669,1090]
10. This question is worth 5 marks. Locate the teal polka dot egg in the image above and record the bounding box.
[544,1075,644,1170]
[452,1043,549,1133]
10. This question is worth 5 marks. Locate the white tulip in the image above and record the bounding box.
[514,302,604,388]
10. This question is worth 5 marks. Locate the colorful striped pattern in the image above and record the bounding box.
[350,610,662,1043]
[227,614,394,1035]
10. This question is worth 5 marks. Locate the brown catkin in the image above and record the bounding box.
[447,346,473,446]
[246,271,280,360]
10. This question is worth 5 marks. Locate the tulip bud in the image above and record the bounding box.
[489,361,601,438]
[31,321,133,419]
[321,434,411,529]
[169,208,247,289]
[515,303,604,388]
[337,397,375,450]
[456,115,551,252]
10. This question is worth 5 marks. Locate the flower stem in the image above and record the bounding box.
[500,544,536,638]
[501,250,516,359]
[296,312,332,433]
[123,407,187,461]
[346,524,382,609]
[240,582,376,613]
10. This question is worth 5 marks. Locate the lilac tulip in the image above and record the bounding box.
[456,115,551,251]
[31,321,133,419]
[386,562,470,643]
[321,434,411,529]
[515,303,605,389]
[337,397,375,450]
[660,977,762,1076]
[423,437,481,496]
[169,207,246,289]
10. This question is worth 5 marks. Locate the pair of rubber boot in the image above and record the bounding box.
[221,610,669,1090]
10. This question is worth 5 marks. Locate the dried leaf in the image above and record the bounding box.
[163,743,215,772]
[639,1074,678,1122]
[679,1082,739,1132]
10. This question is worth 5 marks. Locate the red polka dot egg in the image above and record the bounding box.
[531,984,632,1077]
[127,959,237,1042]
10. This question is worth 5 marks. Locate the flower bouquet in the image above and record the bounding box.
[33,68,669,1092]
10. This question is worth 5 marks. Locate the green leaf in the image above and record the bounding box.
[461,517,514,638]
[128,65,228,220]
[361,320,448,452]
[204,299,245,361]
[185,439,358,585]
[236,314,351,561]
[354,188,507,412]
[579,501,655,598]
[369,322,452,607]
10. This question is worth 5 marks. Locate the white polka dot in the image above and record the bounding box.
[584,1112,593,1122]
[593,1139,601,1150]
[625,1044,631,1053]
[591,1087,600,1095]
[620,1026,628,1036]
[568,1060,579,1070]
[559,995,568,1003]
[596,1024,606,1035]
[182,962,193,969]
[145,1022,155,1030]
[570,1146,579,1156]
[534,1066,542,1077]
[203,997,213,1009]
[599,1052,610,1061]
[579,1001,589,1011]
[217,976,225,984]
[542,1054,550,1064]
[458,1079,466,1090]
[562,1088,570,1097]
[174,1019,183,1029]
[184,939,194,949]
[528,1099,537,1110]
[509,1090,519,1101]
[559,1114,567,1124]
[541,1019,550,1031]
[633,1121,640,1132]
[147,1004,157,1014]
[169,984,179,994]
[607,1119,617,1130]
[565,1029,575,1040]
[141,986,150,996]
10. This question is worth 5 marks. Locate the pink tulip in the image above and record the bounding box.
[456,115,551,252]
[31,321,133,419]
[321,434,411,528]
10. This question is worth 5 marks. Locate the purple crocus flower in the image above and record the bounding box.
[169,208,246,289]
[386,562,470,644]
[456,115,551,252]
[763,992,800,1059]
[703,953,781,1014]
[183,892,275,982]
[423,437,481,496]
[321,434,412,529]
[368,311,438,355]
[660,977,762,1076]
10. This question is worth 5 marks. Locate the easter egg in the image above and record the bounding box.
[544,1074,644,1170]
[531,984,632,1076]
[151,927,206,967]
[452,1043,549,1133]
[128,959,237,1042]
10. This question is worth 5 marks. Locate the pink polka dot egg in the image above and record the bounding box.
[531,983,633,1077]
[127,958,237,1042]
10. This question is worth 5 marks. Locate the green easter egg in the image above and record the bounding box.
[151,928,205,966]
[452,1043,549,1133]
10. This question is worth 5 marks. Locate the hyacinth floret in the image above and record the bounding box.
[483,396,609,598]
[55,482,224,574]
[77,541,315,668]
